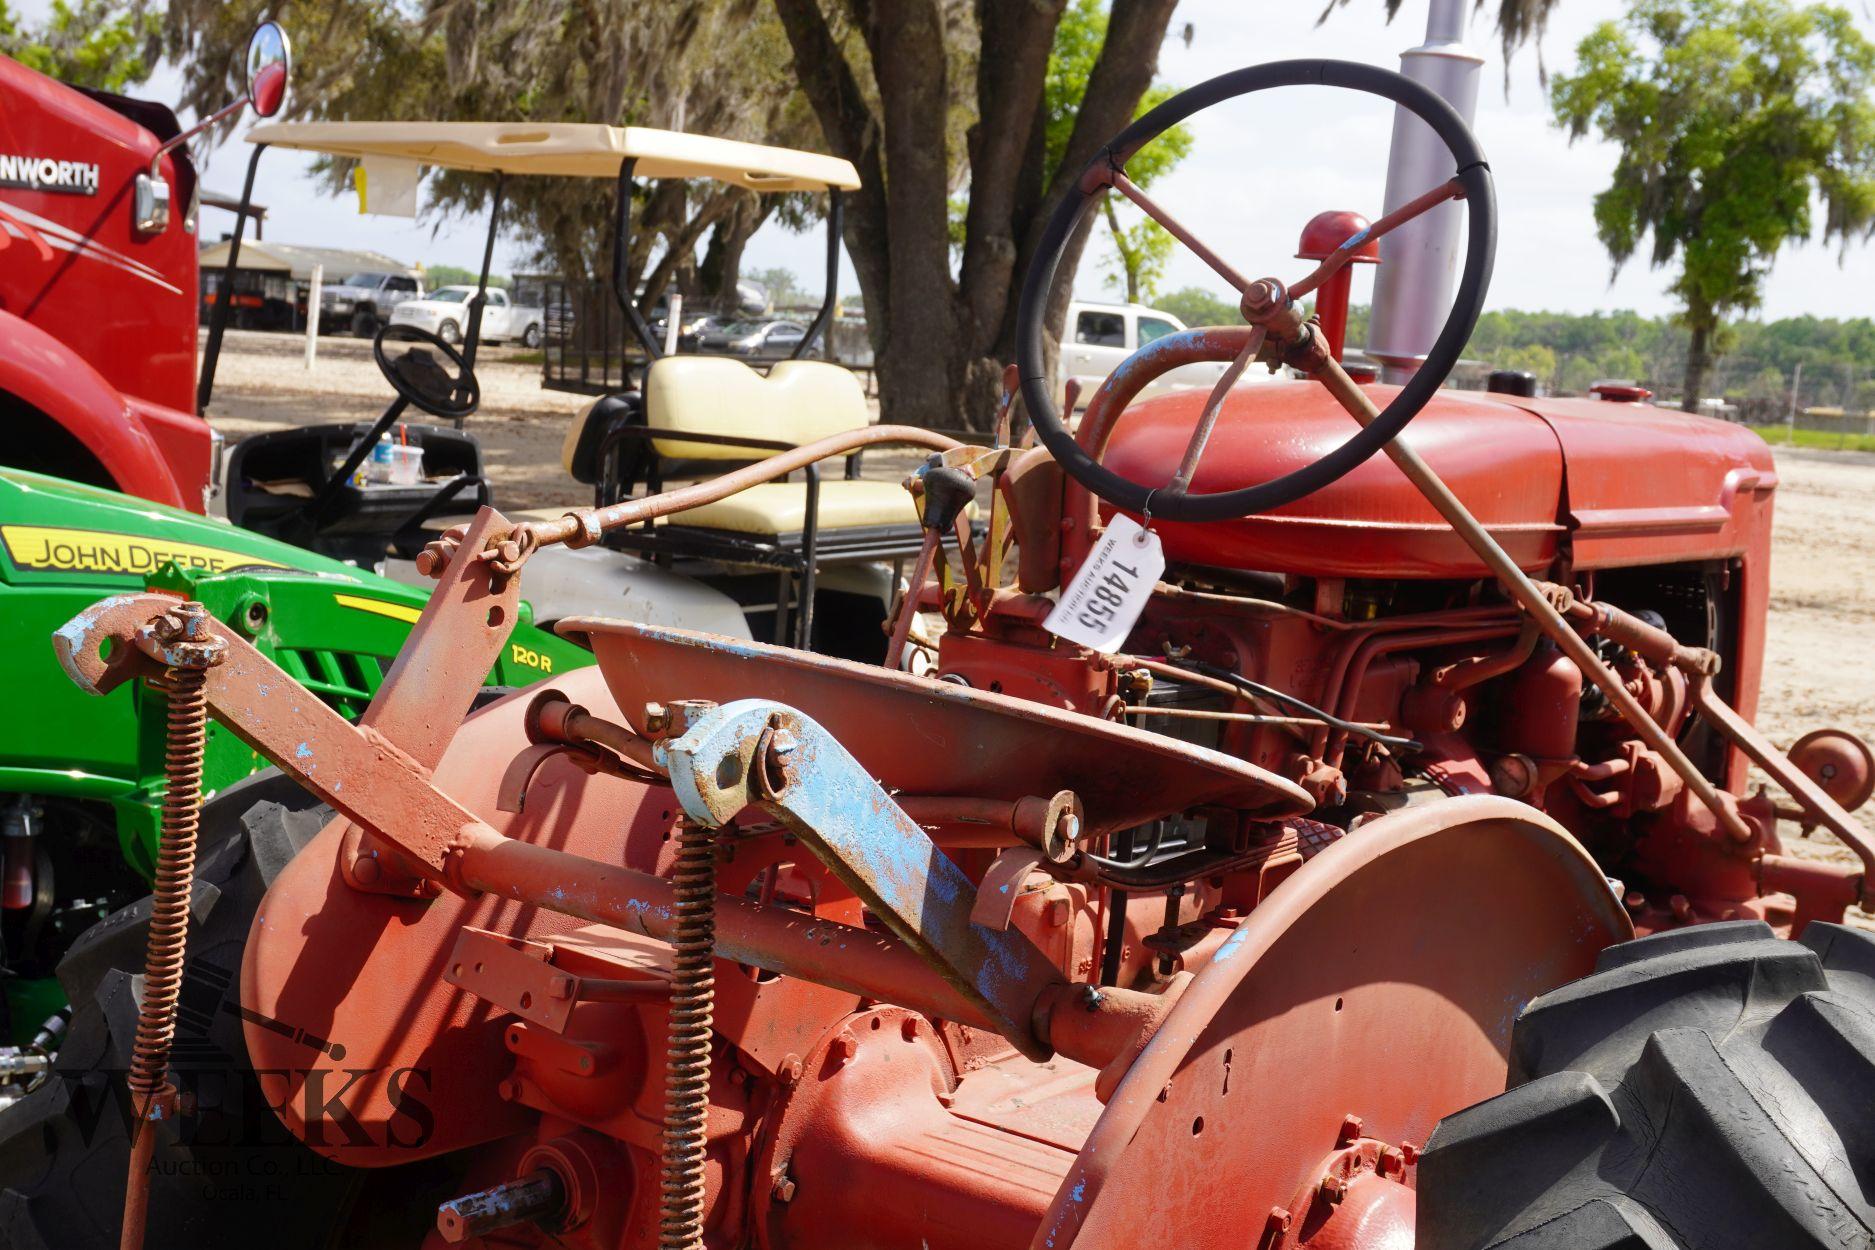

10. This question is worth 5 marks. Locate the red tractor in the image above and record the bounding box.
[11,59,1874,1250]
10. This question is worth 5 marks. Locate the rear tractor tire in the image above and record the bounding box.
[1420,919,1875,1249]
[0,773,354,1250]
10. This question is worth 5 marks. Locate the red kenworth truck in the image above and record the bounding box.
[1,29,289,513]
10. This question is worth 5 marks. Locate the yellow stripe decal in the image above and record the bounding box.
[0,525,286,576]
[333,593,423,624]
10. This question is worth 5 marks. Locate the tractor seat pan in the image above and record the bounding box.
[559,618,1313,833]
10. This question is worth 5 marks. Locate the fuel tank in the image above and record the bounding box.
[1099,380,1776,578]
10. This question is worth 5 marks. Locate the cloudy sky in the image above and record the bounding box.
[36,0,1875,319]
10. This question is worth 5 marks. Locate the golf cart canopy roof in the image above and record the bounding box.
[245,121,861,191]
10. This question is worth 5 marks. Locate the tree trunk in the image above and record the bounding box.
[638,191,736,311]
[773,0,1178,431]
[1681,311,1712,414]
[698,195,771,310]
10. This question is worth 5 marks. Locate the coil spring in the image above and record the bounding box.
[659,820,718,1250]
[126,665,208,1104]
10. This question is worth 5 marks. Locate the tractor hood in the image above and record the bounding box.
[1100,380,1777,579]
[0,466,584,666]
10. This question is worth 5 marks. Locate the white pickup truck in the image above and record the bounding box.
[389,284,544,347]
[1062,300,1283,406]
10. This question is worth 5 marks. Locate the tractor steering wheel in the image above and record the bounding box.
[372,323,481,420]
[1015,59,1496,523]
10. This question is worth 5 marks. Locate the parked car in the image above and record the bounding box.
[1062,300,1281,405]
[673,313,736,353]
[701,318,808,357]
[319,270,423,337]
[390,284,544,347]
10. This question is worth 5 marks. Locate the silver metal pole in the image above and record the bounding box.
[1786,359,1803,439]
[1365,0,1483,384]
[304,263,324,372]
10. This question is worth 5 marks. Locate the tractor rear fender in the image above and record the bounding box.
[1035,796,1633,1250]
[0,309,206,510]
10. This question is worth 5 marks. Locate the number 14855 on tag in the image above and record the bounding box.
[1042,513,1165,652]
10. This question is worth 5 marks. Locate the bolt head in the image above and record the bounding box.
[666,699,718,737]
[778,1055,803,1086]
[1318,1173,1347,1205]
[642,702,671,734]
[136,601,225,669]
[772,1175,797,1203]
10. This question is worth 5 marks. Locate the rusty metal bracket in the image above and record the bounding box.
[55,591,502,894]
[1689,674,1875,908]
[656,699,1068,1060]
[442,928,669,1034]
[970,847,1048,932]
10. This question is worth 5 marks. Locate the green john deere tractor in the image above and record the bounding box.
[0,466,587,1072]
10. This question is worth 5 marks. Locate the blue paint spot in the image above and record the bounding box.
[295,742,312,759]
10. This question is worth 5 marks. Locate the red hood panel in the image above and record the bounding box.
[1503,395,1776,570]
[1097,381,1774,578]
[1100,382,1565,578]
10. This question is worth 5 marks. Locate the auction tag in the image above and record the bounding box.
[1043,514,1165,653]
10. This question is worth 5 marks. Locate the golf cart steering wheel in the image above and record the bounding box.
[372,323,481,420]
[1015,59,1496,523]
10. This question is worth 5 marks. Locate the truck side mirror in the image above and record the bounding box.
[138,20,292,238]
[246,21,291,118]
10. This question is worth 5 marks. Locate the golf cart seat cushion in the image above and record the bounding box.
[670,479,920,535]
[645,357,868,460]
[562,392,643,484]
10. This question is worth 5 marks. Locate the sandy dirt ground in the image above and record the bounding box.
[1742,445,1875,923]
[206,330,1875,917]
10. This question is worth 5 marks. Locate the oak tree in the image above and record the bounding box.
[773,0,1183,428]
[162,0,821,305]
[0,0,161,93]
[1552,0,1875,410]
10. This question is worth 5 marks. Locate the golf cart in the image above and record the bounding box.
[211,121,945,657]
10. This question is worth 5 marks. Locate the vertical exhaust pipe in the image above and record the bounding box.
[1365,0,1484,384]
